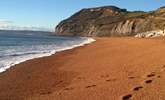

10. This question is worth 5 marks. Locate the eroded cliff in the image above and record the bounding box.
[55,6,165,37]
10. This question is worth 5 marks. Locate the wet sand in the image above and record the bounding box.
[1,37,165,100]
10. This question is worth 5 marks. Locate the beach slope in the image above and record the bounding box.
[1,38,165,100]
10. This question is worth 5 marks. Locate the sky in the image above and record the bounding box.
[0,0,164,30]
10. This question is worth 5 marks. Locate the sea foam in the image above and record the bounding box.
[0,31,95,73]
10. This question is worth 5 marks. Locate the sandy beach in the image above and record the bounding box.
[1,37,165,100]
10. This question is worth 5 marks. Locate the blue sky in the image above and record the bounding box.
[0,0,164,30]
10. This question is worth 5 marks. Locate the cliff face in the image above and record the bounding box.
[55,6,165,37]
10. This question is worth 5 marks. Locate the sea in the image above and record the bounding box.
[0,30,95,73]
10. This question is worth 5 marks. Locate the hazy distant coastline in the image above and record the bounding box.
[0,25,53,32]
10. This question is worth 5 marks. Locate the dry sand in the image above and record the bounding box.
[1,37,165,100]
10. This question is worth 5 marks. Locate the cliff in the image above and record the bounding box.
[55,6,165,37]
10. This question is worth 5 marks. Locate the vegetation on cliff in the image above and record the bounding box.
[55,6,165,37]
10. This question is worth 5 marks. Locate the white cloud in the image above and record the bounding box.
[0,20,13,25]
[0,20,14,27]
[0,20,52,31]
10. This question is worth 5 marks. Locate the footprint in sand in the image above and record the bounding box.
[133,86,143,91]
[121,85,143,99]
[128,76,135,79]
[121,70,160,100]
[157,75,161,78]
[162,65,165,68]
[85,85,96,88]
[122,94,132,100]
[144,71,156,77]
[40,91,52,95]
[106,78,117,82]
[77,76,85,80]
[147,73,155,78]
[145,80,153,84]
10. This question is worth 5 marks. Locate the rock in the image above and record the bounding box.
[55,6,165,37]
[135,30,165,38]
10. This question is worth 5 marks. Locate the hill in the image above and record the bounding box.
[55,6,165,37]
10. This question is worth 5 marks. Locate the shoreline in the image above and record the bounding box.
[0,37,95,73]
[0,44,86,100]
[1,37,165,100]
